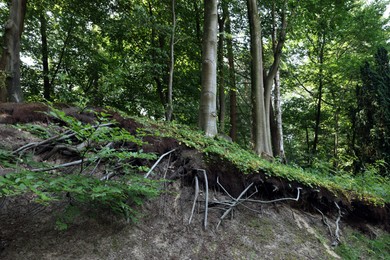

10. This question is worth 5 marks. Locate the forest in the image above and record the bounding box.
[1,0,389,174]
[0,0,389,258]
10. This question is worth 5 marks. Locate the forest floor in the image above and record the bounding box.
[0,103,389,259]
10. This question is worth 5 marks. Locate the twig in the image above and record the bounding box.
[196,169,209,230]
[13,123,114,155]
[188,176,199,224]
[333,202,341,246]
[90,158,102,175]
[144,148,177,178]
[13,129,72,154]
[31,159,83,172]
[100,172,116,181]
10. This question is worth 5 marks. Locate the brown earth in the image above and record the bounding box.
[0,103,388,259]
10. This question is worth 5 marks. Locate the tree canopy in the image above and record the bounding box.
[0,0,389,175]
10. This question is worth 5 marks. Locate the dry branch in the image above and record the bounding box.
[31,159,83,172]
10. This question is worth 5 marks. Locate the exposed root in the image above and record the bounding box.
[188,176,199,225]
[144,148,177,178]
[196,169,209,230]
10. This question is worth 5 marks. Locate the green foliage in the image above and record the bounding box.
[55,205,81,231]
[0,108,161,222]
[15,123,52,139]
[137,118,389,205]
[335,232,390,260]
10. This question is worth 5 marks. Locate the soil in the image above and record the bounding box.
[0,103,388,259]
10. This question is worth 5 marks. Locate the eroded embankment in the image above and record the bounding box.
[0,102,388,235]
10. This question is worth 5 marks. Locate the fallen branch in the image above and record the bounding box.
[31,159,83,172]
[188,175,199,225]
[13,123,114,155]
[144,148,177,178]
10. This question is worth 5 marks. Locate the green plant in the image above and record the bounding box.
[335,232,390,259]
[15,123,52,139]
[0,107,161,223]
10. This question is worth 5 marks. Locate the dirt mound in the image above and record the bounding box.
[0,103,388,259]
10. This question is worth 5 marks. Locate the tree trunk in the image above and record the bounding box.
[199,0,218,137]
[224,4,238,142]
[273,70,286,161]
[166,0,176,121]
[0,0,27,103]
[247,0,272,156]
[217,8,226,132]
[40,11,51,101]
[270,2,286,161]
[313,33,326,155]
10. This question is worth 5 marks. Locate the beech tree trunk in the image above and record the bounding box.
[40,11,51,101]
[224,4,238,142]
[0,0,27,103]
[217,7,226,132]
[270,2,286,161]
[199,0,218,137]
[247,0,272,155]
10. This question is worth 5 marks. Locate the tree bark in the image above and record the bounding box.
[40,11,51,101]
[0,0,27,103]
[217,7,226,132]
[199,0,218,137]
[270,2,286,161]
[224,4,238,142]
[247,0,272,156]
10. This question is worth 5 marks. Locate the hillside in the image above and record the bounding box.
[0,103,389,259]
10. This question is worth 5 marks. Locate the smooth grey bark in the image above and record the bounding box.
[199,0,218,137]
[270,2,286,161]
[247,0,272,155]
[40,11,51,101]
[224,4,238,142]
[0,0,27,103]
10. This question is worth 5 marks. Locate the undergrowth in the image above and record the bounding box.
[0,108,161,223]
[335,231,390,259]
[132,117,389,206]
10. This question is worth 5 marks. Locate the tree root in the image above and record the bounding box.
[144,148,177,178]
[315,202,342,246]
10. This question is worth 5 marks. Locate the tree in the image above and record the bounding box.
[354,47,390,175]
[199,0,218,137]
[247,0,272,156]
[0,0,27,103]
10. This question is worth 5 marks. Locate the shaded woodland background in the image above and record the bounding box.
[0,0,389,176]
